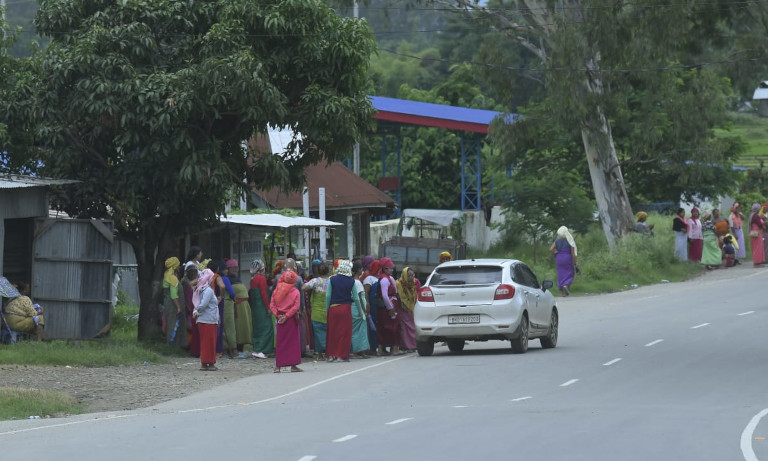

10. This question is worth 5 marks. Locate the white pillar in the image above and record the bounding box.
[303,187,310,269]
[319,187,327,261]
[347,214,354,259]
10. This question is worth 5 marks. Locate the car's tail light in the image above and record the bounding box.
[417,287,434,303]
[494,284,515,300]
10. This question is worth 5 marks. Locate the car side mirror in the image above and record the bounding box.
[542,280,554,291]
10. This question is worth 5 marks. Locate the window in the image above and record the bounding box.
[430,266,503,286]
[512,263,540,288]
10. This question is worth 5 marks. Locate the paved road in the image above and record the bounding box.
[2,265,768,460]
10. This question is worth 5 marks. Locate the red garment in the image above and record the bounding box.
[198,323,217,366]
[275,316,301,367]
[326,304,352,359]
[269,287,300,318]
[377,299,401,346]
[688,239,703,262]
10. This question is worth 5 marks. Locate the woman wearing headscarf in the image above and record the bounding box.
[181,265,200,357]
[324,259,358,362]
[748,203,764,266]
[687,208,703,262]
[249,259,273,359]
[302,261,330,359]
[438,251,453,264]
[162,257,187,347]
[225,259,252,358]
[193,268,219,371]
[376,257,403,356]
[396,267,418,352]
[362,259,380,353]
[634,212,654,234]
[700,211,722,269]
[350,260,371,358]
[729,203,746,259]
[712,209,729,246]
[672,208,689,261]
[549,226,578,296]
[269,270,303,373]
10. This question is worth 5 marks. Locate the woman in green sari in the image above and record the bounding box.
[700,212,722,269]
[249,259,274,358]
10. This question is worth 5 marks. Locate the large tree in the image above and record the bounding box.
[29,0,376,340]
[436,0,736,248]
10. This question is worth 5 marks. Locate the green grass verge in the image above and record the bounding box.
[717,112,768,168]
[476,213,705,295]
[0,387,84,420]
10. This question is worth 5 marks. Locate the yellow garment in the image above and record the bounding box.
[396,267,417,313]
[636,211,648,220]
[4,296,44,333]
[724,233,740,250]
[164,257,180,286]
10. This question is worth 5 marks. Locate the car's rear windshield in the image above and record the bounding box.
[430,266,503,286]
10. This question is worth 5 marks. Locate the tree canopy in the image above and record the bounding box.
[22,0,376,339]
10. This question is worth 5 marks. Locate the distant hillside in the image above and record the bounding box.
[715,113,768,169]
[5,0,46,57]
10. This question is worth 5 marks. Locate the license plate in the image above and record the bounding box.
[448,315,480,324]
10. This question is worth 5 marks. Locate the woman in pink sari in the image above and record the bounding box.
[748,203,765,266]
[269,270,303,373]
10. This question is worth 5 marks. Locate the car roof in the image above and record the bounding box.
[436,258,520,268]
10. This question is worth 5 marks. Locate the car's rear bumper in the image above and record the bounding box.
[414,308,522,342]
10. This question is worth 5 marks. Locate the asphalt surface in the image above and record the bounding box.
[2,264,768,461]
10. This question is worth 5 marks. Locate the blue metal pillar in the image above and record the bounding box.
[460,133,483,211]
[380,132,403,218]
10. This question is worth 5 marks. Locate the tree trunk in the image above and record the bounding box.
[133,225,175,341]
[580,59,635,249]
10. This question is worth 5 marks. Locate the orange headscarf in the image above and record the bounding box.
[272,270,297,303]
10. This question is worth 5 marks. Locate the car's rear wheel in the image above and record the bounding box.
[447,339,465,352]
[540,308,558,349]
[417,340,435,356]
[511,314,529,354]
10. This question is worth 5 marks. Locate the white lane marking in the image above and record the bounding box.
[645,339,664,347]
[298,457,317,461]
[738,311,755,316]
[385,418,413,425]
[603,358,622,366]
[741,408,768,461]
[510,396,532,402]
[638,295,660,301]
[0,414,140,436]
[333,434,358,443]
[454,405,468,408]
[691,323,710,329]
[241,355,411,407]
[0,355,413,436]
[560,379,579,387]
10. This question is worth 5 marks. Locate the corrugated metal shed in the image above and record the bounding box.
[253,161,395,211]
[0,174,78,189]
[370,96,505,134]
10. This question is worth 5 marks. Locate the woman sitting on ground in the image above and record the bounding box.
[4,282,45,341]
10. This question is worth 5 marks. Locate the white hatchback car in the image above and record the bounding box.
[414,259,558,356]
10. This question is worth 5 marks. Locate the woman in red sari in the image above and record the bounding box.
[269,270,303,373]
[376,258,403,356]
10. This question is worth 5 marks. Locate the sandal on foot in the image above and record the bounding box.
[291,366,304,372]
[273,368,281,373]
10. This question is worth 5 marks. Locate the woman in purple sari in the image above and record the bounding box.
[549,226,578,296]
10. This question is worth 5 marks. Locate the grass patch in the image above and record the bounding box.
[0,387,84,420]
[0,302,185,366]
[479,213,704,295]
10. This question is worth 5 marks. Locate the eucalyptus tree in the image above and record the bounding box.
[437,0,735,248]
[31,0,376,339]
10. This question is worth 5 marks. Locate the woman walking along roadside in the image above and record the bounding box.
[549,226,578,296]
[269,270,303,373]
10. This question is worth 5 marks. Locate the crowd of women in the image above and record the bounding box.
[671,204,753,268]
[160,246,436,372]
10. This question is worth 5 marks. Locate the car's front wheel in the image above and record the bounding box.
[447,339,465,352]
[540,308,558,349]
[511,313,529,354]
[417,340,435,356]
